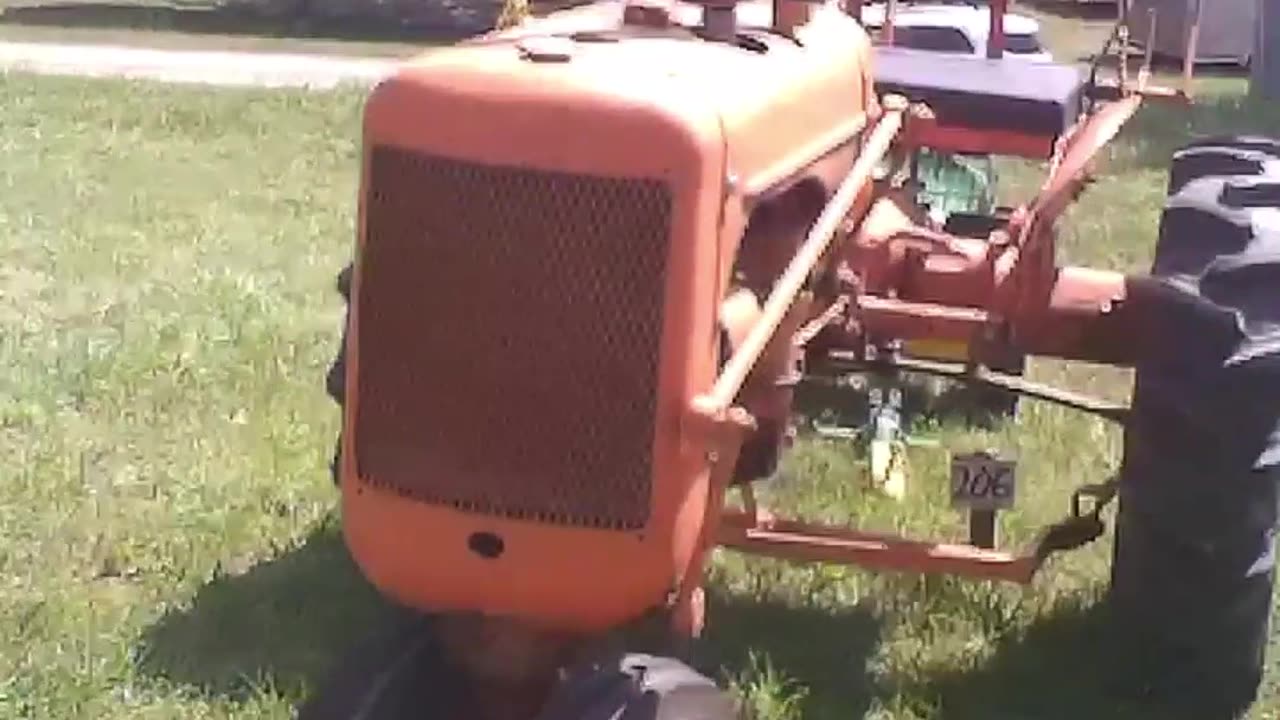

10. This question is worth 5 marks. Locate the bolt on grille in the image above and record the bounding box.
[355,145,674,531]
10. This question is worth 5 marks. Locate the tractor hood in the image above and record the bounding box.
[365,0,876,195]
[344,0,878,630]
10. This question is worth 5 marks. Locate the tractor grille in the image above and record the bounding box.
[354,145,673,531]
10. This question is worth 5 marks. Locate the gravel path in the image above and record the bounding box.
[0,39,399,89]
[0,1,775,89]
[0,2,626,88]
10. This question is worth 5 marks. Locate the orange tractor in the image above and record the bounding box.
[305,0,1279,717]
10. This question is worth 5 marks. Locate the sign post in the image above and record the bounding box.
[950,450,1017,550]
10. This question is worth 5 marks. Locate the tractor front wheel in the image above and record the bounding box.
[1109,136,1280,716]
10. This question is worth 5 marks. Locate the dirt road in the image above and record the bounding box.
[0,1,632,88]
[0,39,398,88]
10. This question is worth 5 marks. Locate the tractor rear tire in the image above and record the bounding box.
[1108,136,1280,717]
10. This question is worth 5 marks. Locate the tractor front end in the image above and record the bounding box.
[336,0,882,638]
[341,44,731,633]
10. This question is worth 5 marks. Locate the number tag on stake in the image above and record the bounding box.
[950,452,1017,511]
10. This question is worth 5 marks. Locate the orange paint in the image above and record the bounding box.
[340,2,879,634]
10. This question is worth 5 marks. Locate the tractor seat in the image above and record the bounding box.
[872,46,1086,153]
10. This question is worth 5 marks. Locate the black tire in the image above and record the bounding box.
[1109,136,1280,717]
[327,263,354,486]
[296,610,740,720]
[296,610,446,720]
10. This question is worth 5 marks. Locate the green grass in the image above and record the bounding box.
[0,72,373,718]
[2,45,1280,720]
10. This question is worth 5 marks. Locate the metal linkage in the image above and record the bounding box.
[823,351,1131,424]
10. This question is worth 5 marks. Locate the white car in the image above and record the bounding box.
[860,2,1054,62]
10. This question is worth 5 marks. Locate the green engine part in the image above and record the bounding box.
[915,150,998,220]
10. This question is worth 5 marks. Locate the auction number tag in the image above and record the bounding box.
[950,452,1017,511]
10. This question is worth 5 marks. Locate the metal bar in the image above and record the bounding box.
[1088,80,1189,103]
[1138,8,1156,91]
[1084,16,1122,111]
[987,0,1007,59]
[717,511,1041,583]
[1117,0,1130,93]
[700,102,906,413]
[969,509,998,549]
[1183,0,1200,98]
[796,296,849,346]
[883,0,897,45]
[673,406,753,639]
[823,352,1131,423]
[856,296,990,342]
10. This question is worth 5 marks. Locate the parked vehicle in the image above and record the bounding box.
[860,1,1054,61]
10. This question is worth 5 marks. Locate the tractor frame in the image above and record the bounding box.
[703,0,1194,594]
[303,0,1280,717]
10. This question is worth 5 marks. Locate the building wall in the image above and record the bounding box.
[1255,0,1280,98]
[1128,0,1254,64]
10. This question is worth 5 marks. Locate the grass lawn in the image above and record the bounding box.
[0,73,372,719]
[3,35,1280,720]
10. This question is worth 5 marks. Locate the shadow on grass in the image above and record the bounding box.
[905,599,1138,719]
[699,588,884,719]
[900,594,1260,720]
[132,513,1260,718]
[134,516,397,702]
[0,2,477,43]
[132,512,883,717]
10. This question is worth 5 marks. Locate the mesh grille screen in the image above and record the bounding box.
[354,145,673,531]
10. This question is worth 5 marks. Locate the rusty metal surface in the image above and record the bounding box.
[856,296,990,342]
[718,483,1120,584]
[1029,93,1144,234]
[1011,265,1140,365]
[901,123,1057,160]
[355,145,673,531]
[716,511,1041,583]
[703,103,905,413]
